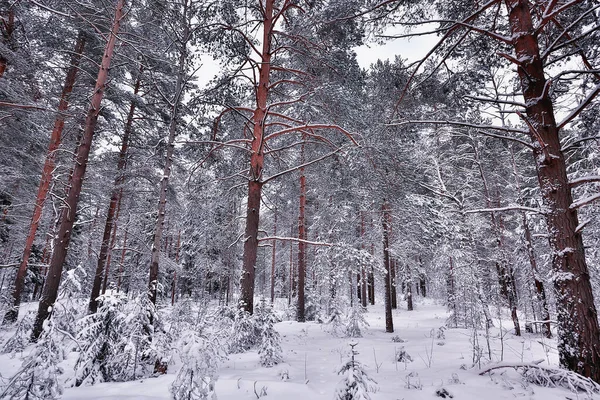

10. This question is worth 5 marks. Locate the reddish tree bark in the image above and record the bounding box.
[31,1,125,340]
[88,68,141,313]
[3,30,86,325]
[239,0,273,314]
[505,0,600,380]
[0,8,15,78]
[382,200,393,333]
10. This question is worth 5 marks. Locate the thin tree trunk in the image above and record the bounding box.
[239,0,273,314]
[297,144,307,322]
[505,0,600,380]
[31,2,124,340]
[89,68,141,312]
[270,210,277,303]
[148,15,189,305]
[406,262,413,311]
[116,214,129,292]
[390,258,397,309]
[3,31,86,325]
[382,200,393,333]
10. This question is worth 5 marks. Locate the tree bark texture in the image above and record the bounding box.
[88,68,141,313]
[382,200,393,333]
[239,0,273,314]
[270,210,277,303]
[297,145,307,322]
[31,2,124,340]
[0,8,14,78]
[4,30,86,325]
[505,0,600,381]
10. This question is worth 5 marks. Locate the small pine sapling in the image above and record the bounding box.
[228,305,259,354]
[0,318,65,399]
[1,311,34,356]
[256,301,283,367]
[170,329,226,400]
[327,301,344,337]
[54,264,87,335]
[73,293,126,386]
[334,343,378,400]
[345,304,369,338]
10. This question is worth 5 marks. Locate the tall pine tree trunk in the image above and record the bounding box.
[31,2,125,340]
[270,210,277,303]
[505,0,600,380]
[3,31,86,325]
[88,68,141,313]
[239,0,273,314]
[148,6,189,304]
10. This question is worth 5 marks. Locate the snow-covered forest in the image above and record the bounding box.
[1,0,599,399]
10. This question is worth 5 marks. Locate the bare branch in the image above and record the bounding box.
[465,205,545,215]
[570,193,600,210]
[258,236,332,247]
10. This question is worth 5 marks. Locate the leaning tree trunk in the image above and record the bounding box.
[88,67,141,313]
[31,1,125,340]
[382,200,393,333]
[505,0,600,381]
[4,30,86,325]
[239,0,273,315]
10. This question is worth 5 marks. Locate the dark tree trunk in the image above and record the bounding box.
[406,262,413,311]
[270,210,277,303]
[505,0,600,380]
[382,200,393,333]
[297,158,307,322]
[31,2,125,340]
[390,258,397,309]
[88,68,141,313]
[4,30,86,325]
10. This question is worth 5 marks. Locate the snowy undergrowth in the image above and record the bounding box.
[0,298,597,400]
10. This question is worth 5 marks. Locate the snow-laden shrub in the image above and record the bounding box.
[334,344,378,400]
[0,318,64,399]
[170,328,226,400]
[256,301,283,367]
[73,292,126,386]
[345,304,369,338]
[74,292,172,386]
[228,306,259,354]
[54,264,87,335]
[1,311,34,356]
[327,303,345,337]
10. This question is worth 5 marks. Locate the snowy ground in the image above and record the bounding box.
[1,298,597,399]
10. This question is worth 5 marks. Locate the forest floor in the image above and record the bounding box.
[1,298,597,399]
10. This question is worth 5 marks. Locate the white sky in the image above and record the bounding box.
[355,34,440,68]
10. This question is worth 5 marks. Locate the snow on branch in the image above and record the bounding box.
[465,205,545,215]
[569,175,600,188]
[262,148,342,184]
[387,119,528,135]
[570,193,600,210]
[480,361,600,396]
[562,136,600,152]
[558,83,600,130]
[258,236,332,247]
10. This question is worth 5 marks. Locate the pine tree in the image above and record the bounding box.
[334,343,377,400]
[345,304,369,338]
[256,301,283,367]
[0,319,64,399]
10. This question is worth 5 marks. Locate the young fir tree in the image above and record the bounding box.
[170,328,225,400]
[256,301,283,367]
[334,343,378,400]
[0,318,65,399]
[345,303,369,338]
